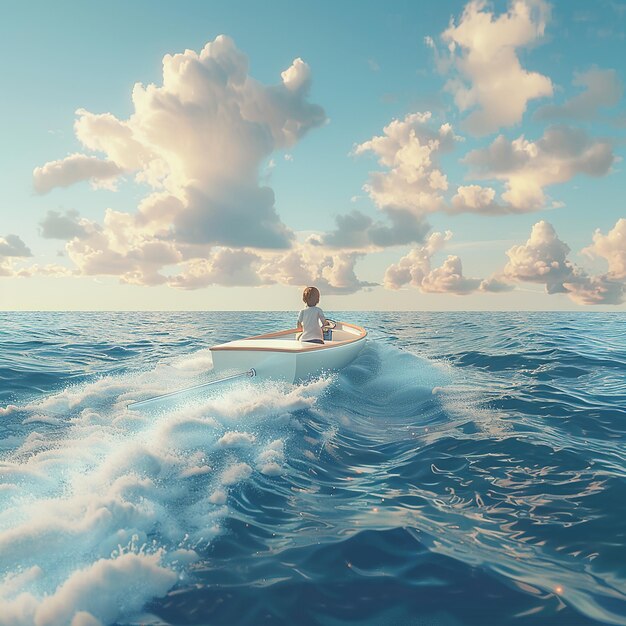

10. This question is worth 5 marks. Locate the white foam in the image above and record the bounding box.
[0,355,329,626]
[218,431,256,447]
[0,551,177,626]
[256,439,286,476]
[221,462,253,486]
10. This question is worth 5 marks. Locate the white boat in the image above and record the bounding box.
[210,321,367,383]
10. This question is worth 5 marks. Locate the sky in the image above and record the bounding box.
[0,0,625,311]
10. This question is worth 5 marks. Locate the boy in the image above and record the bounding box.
[297,286,326,344]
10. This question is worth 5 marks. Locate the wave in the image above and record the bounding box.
[1,312,626,625]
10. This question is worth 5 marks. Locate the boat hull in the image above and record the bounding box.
[210,322,366,383]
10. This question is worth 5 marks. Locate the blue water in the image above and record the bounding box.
[1,312,625,626]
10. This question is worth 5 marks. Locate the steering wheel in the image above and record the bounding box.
[323,319,337,330]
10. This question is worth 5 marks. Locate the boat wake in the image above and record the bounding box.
[0,339,442,625]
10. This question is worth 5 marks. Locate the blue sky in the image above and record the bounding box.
[0,0,624,310]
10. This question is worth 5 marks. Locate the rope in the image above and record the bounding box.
[126,368,256,409]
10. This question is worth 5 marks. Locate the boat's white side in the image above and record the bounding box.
[210,321,367,383]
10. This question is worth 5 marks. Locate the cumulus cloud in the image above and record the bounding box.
[564,272,624,305]
[384,220,626,305]
[452,126,615,213]
[315,111,458,252]
[267,248,376,295]
[583,218,626,278]
[535,67,623,121]
[311,112,458,251]
[503,220,574,292]
[384,231,482,295]
[384,231,452,289]
[59,208,181,286]
[33,154,125,194]
[165,244,375,294]
[33,36,326,286]
[436,0,553,135]
[480,274,515,292]
[39,210,88,240]
[451,184,502,214]
[421,255,482,294]
[259,247,377,295]
[354,112,457,216]
[498,220,625,304]
[168,249,263,290]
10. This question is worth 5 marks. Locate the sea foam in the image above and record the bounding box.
[0,354,330,626]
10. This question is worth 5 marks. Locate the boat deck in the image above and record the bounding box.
[213,338,344,352]
[210,322,367,354]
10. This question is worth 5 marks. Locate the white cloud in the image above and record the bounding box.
[439,0,553,135]
[33,154,125,194]
[30,36,328,287]
[498,219,626,304]
[385,231,482,294]
[281,57,310,91]
[382,220,626,304]
[319,252,376,294]
[564,272,624,305]
[62,209,182,286]
[535,67,623,121]
[451,184,501,214]
[583,218,626,278]
[421,255,482,294]
[258,246,376,295]
[480,274,515,292]
[453,126,614,213]
[384,231,452,289]
[503,220,573,292]
[354,112,457,216]
[168,249,263,290]
[164,244,375,295]
[35,35,325,259]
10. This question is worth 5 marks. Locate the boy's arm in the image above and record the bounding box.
[319,309,327,326]
[297,310,303,329]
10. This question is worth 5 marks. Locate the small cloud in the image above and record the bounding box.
[33,154,125,194]
[39,209,88,240]
[0,234,32,258]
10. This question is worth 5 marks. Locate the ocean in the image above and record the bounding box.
[0,311,625,626]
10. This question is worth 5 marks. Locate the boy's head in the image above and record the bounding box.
[303,286,320,306]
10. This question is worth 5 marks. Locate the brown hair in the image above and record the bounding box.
[302,286,320,306]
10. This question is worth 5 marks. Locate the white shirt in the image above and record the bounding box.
[297,306,326,342]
